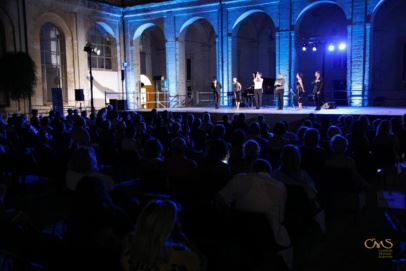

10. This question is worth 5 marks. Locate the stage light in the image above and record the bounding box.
[302,46,307,52]
[312,46,317,52]
[328,44,335,52]
[338,42,347,51]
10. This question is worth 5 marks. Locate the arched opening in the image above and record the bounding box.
[295,3,347,105]
[40,23,67,104]
[180,18,216,106]
[232,11,276,105]
[138,25,166,108]
[370,0,406,105]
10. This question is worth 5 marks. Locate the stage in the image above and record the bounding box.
[135,106,405,123]
[137,106,405,117]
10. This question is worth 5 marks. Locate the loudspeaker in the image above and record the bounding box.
[109,99,126,111]
[75,89,84,101]
[323,101,337,109]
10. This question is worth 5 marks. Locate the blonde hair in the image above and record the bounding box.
[129,200,178,268]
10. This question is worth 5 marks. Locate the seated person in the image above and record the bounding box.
[218,159,290,249]
[65,146,113,191]
[122,199,205,271]
[324,135,368,192]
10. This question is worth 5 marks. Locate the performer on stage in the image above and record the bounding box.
[296,73,305,110]
[211,78,222,109]
[312,71,323,111]
[253,72,263,109]
[232,77,242,110]
[274,73,285,110]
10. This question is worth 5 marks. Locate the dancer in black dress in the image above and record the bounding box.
[232,77,242,110]
[296,73,305,110]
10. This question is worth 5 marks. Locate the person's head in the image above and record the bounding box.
[249,122,261,136]
[243,139,260,163]
[230,129,246,146]
[296,73,303,80]
[232,77,237,83]
[257,115,264,124]
[256,71,262,79]
[68,147,98,173]
[330,134,348,154]
[207,139,230,163]
[171,136,187,156]
[136,122,146,135]
[273,121,287,137]
[144,137,163,160]
[315,71,321,78]
[278,73,283,79]
[212,124,226,138]
[304,128,320,148]
[213,78,217,84]
[280,144,301,173]
[130,199,179,267]
[327,125,342,139]
[31,109,38,117]
[376,119,392,137]
[203,112,211,123]
[252,159,272,174]
[74,176,112,209]
[237,113,246,122]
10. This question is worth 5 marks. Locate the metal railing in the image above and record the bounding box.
[105,91,187,109]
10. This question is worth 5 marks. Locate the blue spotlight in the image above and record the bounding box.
[312,46,317,52]
[302,46,307,52]
[327,44,335,52]
[338,42,347,51]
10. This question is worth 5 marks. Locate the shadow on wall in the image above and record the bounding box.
[86,75,117,95]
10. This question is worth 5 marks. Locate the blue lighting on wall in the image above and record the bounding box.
[112,0,375,109]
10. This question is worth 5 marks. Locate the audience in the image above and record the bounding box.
[0,107,404,271]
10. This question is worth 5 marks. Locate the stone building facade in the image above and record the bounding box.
[0,0,405,112]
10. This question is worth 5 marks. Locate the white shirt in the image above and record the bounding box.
[218,172,290,247]
[254,78,263,89]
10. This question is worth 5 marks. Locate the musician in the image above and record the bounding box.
[211,78,222,109]
[296,73,305,110]
[232,77,242,110]
[253,72,264,109]
[274,73,285,110]
[311,71,323,110]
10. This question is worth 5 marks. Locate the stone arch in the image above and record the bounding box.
[179,16,217,37]
[295,2,348,105]
[231,10,276,97]
[131,22,166,108]
[295,1,349,25]
[231,9,273,31]
[369,0,406,105]
[178,18,217,106]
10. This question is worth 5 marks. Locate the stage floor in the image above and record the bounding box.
[137,106,406,117]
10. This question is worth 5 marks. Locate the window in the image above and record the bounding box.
[87,26,114,70]
[40,23,67,103]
